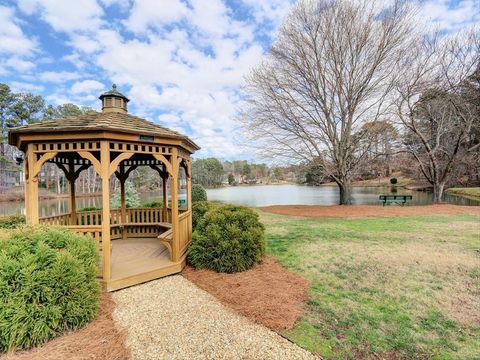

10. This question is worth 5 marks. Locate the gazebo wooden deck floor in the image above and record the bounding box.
[109,239,181,290]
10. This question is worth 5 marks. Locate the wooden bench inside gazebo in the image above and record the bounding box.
[8,84,199,291]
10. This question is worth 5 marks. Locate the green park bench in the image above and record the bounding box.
[378,195,413,206]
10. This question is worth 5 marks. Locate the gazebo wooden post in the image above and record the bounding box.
[186,161,192,212]
[68,159,77,225]
[119,164,127,240]
[25,143,39,225]
[119,163,126,223]
[170,149,180,262]
[162,174,168,222]
[100,141,111,280]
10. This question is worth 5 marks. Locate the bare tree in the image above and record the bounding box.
[240,0,416,204]
[360,120,399,178]
[394,29,479,202]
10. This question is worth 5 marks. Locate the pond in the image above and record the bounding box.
[0,184,477,217]
[206,184,479,207]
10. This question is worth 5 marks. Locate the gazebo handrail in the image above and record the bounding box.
[39,206,175,226]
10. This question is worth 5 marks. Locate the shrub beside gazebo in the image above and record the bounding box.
[8,85,199,291]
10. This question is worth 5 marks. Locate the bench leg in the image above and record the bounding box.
[160,240,173,261]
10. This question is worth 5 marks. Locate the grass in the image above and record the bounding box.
[260,211,480,359]
[446,187,480,200]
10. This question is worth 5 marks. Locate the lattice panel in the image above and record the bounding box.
[109,141,173,155]
[34,142,101,153]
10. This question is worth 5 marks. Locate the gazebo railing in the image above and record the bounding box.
[39,213,72,225]
[39,207,179,226]
[178,210,192,258]
[127,207,167,224]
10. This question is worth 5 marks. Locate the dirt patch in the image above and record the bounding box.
[261,204,480,218]
[182,256,309,332]
[2,292,129,360]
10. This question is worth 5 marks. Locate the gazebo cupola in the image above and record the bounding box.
[99,84,129,113]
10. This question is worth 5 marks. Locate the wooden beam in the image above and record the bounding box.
[100,141,111,280]
[125,165,138,179]
[69,159,77,225]
[162,174,168,222]
[109,152,134,177]
[55,162,69,178]
[119,163,126,224]
[149,164,168,179]
[170,148,180,262]
[78,151,102,176]
[25,143,39,225]
[187,163,192,211]
[33,151,58,178]
[152,153,173,176]
[73,164,90,180]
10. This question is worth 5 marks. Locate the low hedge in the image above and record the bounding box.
[0,226,100,352]
[188,204,265,273]
[0,214,26,229]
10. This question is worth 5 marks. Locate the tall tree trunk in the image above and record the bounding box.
[337,180,353,205]
[432,182,445,203]
[56,167,61,194]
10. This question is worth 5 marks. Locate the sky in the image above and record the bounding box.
[0,0,479,160]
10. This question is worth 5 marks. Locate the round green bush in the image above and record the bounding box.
[192,184,207,203]
[390,178,398,185]
[0,226,100,352]
[188,205,265,273]
[192,201,217,231]
[0,214,25,229]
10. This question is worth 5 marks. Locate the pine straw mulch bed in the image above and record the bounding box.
[261,204,480,218]
[1,292,130,360]
[182,256,310,332]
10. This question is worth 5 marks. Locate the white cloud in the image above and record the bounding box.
[69,34,102,54]
[39,71,81,83]
[418,0,480,31]
[124,0,189,33]
[18,0,104,33]
[61,53,88,69]
[241,0,293,23]
[71,79,105,94]
[100,0,130,7]
[10,81,44,93]
[4,57,35,72]
[0,6,37,56]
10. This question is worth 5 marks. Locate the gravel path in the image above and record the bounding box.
[112,275,318,360]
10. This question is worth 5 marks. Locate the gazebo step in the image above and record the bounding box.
[103,257,185,291]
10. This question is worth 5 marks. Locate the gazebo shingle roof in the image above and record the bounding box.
[9,111,199,150]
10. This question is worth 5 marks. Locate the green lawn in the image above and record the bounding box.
[260,211,480,360]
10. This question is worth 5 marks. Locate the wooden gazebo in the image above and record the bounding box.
[8,85,199,291]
